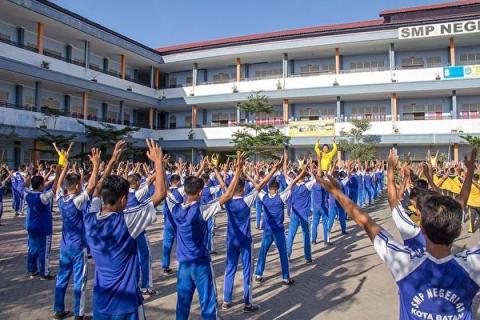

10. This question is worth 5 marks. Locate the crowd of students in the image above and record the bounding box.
[0,139,479,320]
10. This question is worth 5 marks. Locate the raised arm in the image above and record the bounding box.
[93,140,126,197]
[456,148,477,209]
[256,158,283,191]
[387,148,399,209]
[85,148,101,195]
[145,139,166,206]
[219,152,244,205]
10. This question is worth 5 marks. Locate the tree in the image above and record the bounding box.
[461,135,480,147]
[36,128,75,158]
[78,120,141,160]
[338,118,379,161]
[232,91,289,159]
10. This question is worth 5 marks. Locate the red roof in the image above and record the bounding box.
[156,19,384,54]
[380,0,480,16]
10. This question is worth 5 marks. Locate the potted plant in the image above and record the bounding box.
[41,60,50,69]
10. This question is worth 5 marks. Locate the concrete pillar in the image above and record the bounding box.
[282,53,288,87]
[154,69,160,89]
[83,40,90,69]
[17,27,24,48]
[336,96,343,121]
[102,103,108,122]
[391,93,398,122]
[192,63,198,87]
[236,108,241,125]
[449,37,455,66]
[154,109,159,129]
[119,101,124,124]
[192,105,198,129]
[32,140,40,165]
[36,22,44,54]
[120,54,126,80]
[64,95,71,114]
[283,99,289,124]
[451,90,457,119]
[103,58,109,73]
[15,84,23,108]
[82,92,88,120]
[389,43,395,70]
[149,107,154,129]
[150,66,155,88]
[335,48,341,74]
[236,58,241,82]
[453,143,459,162]
[65,44,73,63]
[34,81,41,112]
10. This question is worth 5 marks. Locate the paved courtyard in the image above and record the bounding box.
[0,196,479,320]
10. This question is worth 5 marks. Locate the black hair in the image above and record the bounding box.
[64,173,81,189]
[170,174,181,184]
[420,195,462,246]
[31,176,44,190]
[234,179,245,194]
[200,173,210,183]
[184,176,205,195]
[101,175,129,206]
[127,174,139,186]
[412,179,429,191]
[268,179,279,190]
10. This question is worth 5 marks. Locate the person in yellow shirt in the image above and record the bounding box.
[467,173,480,233]
[52,142,72,168]
[314,137,337,172]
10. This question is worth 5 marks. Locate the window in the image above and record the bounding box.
[107,111,119,124]
[351,105,387,121]
[70,103,83,119]
[168,76,177,88]
[426,56,442,68]
[186,77,193,86]
[349,61,385,72]
[43,48,63,60]
[211,112,237,127]
[169,115,177,129]
[255,110,282,125]
[299,107,320,120]
[213,72,232,84]
[254,69,282,79]
[300,64,320,75]
[460,103,480,119]
[41,97,60,111]
[87,108,97,121]
[25,96,35,111]
[0,91,9,107]
[401,57,424,69]
[459,53,480,66]
[185,115,192,128]
[402,104,443,120]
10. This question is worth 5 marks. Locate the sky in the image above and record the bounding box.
[50,0,447,49]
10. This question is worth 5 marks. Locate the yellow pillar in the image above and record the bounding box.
[449,37,455,66]
[453,143,459,163]
[192,105,198,129]
[32,140,40,166]
[283,99,289,124]
[236,58,241,82]
[149,107,154,129]
[335,48,341,74]
[391,93,397,122]
[154,68,160,89]
[120,54,126,80]
[36,22,44,54]
[82,92,88,120]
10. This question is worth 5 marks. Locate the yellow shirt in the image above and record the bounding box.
[467,184,480,208]
[57,151,66,167]
[433,175,441,186]
[440,177,452,192]
[315,143,337,171]
[450,176,463,195]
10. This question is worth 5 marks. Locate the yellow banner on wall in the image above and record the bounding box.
[288,119,335,137]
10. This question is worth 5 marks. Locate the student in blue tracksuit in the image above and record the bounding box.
[84,139,166,320]
[325,171,347,244]
[364,168,375,205]
[162,174,183,275]
[374,164,384,197]
[11,165,26,216]
[347,168,359,205]
[200,172,221,254]
[25,163,62,280]
[164,153,244,320]
[285,167,315,263]
[53,146,100,320]
[355,169,365,208]
[222,160,282,313]
[255,165,306,285]
[254,171,266,229]
[0,167,13,225]
[127,173,156,296]
[310,181,328,244]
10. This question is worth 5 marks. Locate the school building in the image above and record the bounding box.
[1,0,480,166]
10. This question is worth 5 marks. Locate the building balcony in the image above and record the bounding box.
[0,41,160,99]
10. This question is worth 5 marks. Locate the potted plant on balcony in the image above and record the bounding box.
[40,60,50,69]
[276,80,283,90]
[188,129,195,140]
[333,79,339,86]
[232,83,239,93]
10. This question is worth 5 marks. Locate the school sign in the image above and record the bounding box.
[398,19,480,39]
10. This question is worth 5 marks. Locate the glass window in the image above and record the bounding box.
[401,57,425,69]
[0,91,9,106]
[351,105,387,121]
[460,103,480,119]
[425,56,442,68]
[185,115,192,128]
[459,53,480,65]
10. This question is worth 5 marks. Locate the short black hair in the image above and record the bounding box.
[200,173,210,184]
[64,173,81,189]
[31,176,44,190]
[234,179,245,194]
[420,195,462,246]
[268,179,279,191]
[170,174,181,184]
[413,179,429,190]
[101,175,129,206]
[127,174,139,186]
[184,176,204,195]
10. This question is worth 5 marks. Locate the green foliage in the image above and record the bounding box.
[461,135,480,147]
[40,106,66,118]
[436,152,448,166]
[232,91,289,159]
[0,126,18,140]
[338,118,378,161]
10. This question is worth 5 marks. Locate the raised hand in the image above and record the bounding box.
[145,138,163,163]
[464,148,478,171]
[88,148,102,168]
[112,140,127,162]
[387,148,398,169]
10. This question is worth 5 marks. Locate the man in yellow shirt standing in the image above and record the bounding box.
[314,137,337,172]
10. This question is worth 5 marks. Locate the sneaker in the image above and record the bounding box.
[40,274,55,280]
[243,304,260,313]
[210,251,218,255]
[222,302,233,310]
[29,272,39,279]
[255,276,264,283]
[325,241,334,246]
[311,240,317,245]
[282,278,295,286]
[53,311,72,319]
[74,316,92,320]
[141,289,157,296]
[163,267,173,275]
[341,231,349,235]
[306,259,313,264]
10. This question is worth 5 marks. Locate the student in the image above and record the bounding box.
[310,181,328,245]
[83,139,166,320]
[314,137,337,172]
[53,146,100,320]
[199,165,221,254]
[162,174,183,275]
[313,147,479,319]
[222,158,282,313]
[467,173,480,233]
[0,166,13,226]
[53,142,73,169]
[164,153,244,320]
[255,165,306,285]
[325,170,347,244]
[11,165,27,216]
[126,173,156,296]
[254,170,266,229]
[363,167,375,205]
[25,159,62,280]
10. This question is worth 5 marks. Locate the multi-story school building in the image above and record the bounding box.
[1,0,480,166]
